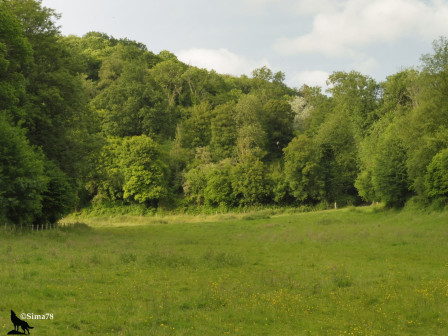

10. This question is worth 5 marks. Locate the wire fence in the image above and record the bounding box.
[2,222,59,233]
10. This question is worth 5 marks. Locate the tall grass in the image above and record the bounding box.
[1,207,447,335]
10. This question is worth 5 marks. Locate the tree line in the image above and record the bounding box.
[1,0,447,226]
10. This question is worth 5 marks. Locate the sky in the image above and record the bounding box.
[40,0,448,89]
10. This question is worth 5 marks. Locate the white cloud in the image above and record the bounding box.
[353,57,379,74]
[294,0,345,15]
[275,0,448,57]
[291,70,331,88]
[177,48,270,76]
[244,0,278,5]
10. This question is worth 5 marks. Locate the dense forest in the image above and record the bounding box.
[1,0,448,226]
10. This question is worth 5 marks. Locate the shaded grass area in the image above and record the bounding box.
[1,208,448,335]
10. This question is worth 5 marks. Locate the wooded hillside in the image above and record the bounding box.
[1,0,447,225]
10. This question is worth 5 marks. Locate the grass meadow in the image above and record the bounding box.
[1,207,448,335]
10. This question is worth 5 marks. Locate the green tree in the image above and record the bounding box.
[150,59,186,106]
[300,85,334,135]
[182,164,209,206]
[181,66,209,105]
[327,71,380,140]
[119,136,169,206]
[204,160,234,207]
[263,98,295,159]
[251,66,291,101]
[0,117,47,225]
[235,94,266,159]
[37,160,76,224]
[371,130,410,207]
[355,70,417,203]
[5,0,101,202]
[425,148,448,202]
[268,162,291,204]
[95,137,125,202]
[0,3,33,122]
[315,110,359,205]
[231,155,269,206]
[209,102,237,161]
[180,102,214,148]
[283,134,324,203]
[92,44,175,139]
[404,37,448,196]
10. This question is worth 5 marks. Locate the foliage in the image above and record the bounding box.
[118,136,168,205]
[180,102,214,148]
[425,148,448,202]
[0,117,47,225]
[209,102,237,161]
[283,134,324,203]
[315,110,359,205]
[203,160,234,207]
[2,0,448,217]
[231,155,269,206]
[0,2,32,121]
[372,129,411,207]
[37,160,76,224]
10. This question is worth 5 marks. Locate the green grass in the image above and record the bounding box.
[1,207,448,335]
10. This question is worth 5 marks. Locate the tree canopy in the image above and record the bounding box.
[1,0,448,226]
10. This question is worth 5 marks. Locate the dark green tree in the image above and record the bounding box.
[263,99,295,159]
[283,134,325,203]
[180,102,214,148]
[371,129,410,207]
[0,2,32,122]
[209,102,237,161]
[315,110,359,205]
[0,117,47,225]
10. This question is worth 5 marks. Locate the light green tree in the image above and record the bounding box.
[119,136,169,206]
[150,59,186,106]
[425,148,448,203]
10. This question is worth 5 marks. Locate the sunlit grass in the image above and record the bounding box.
[1,207,447,335]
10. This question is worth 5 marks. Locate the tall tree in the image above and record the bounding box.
[263,99,295,159]
[150,59,186,106]
[209,102,237,161]
[327,71,380,141]
[0,117,47,225]
[0,2,33,122]
[283,134,325,203]
[234,94,267,159]
[404,37,448,196]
